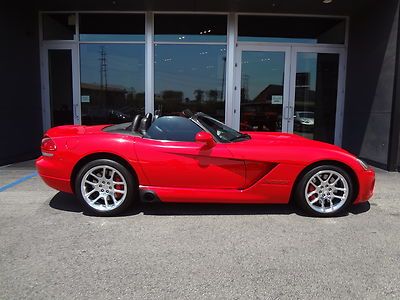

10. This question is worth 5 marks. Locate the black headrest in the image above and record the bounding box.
[131,115,142,132]
[139,114,152,134]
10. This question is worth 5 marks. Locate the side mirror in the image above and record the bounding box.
[195,131,216,148]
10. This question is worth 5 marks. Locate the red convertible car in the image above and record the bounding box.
[36,111,375,217]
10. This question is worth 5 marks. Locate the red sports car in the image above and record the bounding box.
[36,111,375,217]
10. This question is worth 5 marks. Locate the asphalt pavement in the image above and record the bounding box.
[0,160,399,299]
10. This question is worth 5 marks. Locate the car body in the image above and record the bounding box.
[36,111,375,216]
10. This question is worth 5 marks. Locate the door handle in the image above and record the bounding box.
[284,106,289,120]
[288,105,293,121]
[73,104,79,121]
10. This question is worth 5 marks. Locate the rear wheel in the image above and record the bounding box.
[295,165,354,217]
[75,159,136,216]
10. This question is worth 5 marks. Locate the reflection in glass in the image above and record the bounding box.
[154,45,226,121]
[154,14,227,43]
[238,16,346,44]
[79,14,145,41]
[42,14,76,40]
[294,53,339,143]
[48,50,73,126]
[80,44,145,125]
[240,51,285,132]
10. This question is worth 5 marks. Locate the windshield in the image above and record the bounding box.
[196,114,250,143]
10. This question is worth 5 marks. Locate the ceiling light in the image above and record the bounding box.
[322,0,333,3]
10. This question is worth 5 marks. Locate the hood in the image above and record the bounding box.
[247,131,339,148]
[233,132,354,164]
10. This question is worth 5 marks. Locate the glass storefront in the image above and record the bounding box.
[239,51,286,131]
[154,14,227,43]
[153,14,227,120]
[40,12,346,144]
[79,44,145,125]
[47,49,74,126]
[79,13,145,42]
[293,52,339,143]
[154,44,226,121]
[42,13,76,40]
[238,15,346,44]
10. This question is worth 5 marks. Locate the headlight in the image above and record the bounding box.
[357,158,368,170]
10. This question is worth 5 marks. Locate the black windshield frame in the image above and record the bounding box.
[192,113,250,143]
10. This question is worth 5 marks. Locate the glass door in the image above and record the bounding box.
[234,45,291,132]
[234,45,345,145]
[289,47,345,144]
[41,44,80,130]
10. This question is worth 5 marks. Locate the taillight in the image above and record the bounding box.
[41,136,56,156]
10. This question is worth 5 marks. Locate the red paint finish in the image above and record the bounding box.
[243,161,278,188]
[134,138,245,189]
[36,124,375,206]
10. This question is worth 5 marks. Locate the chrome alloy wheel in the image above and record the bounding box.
[305,170,349,214]
[80,165,127,212]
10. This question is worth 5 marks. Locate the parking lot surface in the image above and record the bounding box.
[0,160,399,299]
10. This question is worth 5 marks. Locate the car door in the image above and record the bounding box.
[134,117,245,189]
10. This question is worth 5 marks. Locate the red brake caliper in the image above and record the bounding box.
[114,174,123,200]
[308,182,317,201]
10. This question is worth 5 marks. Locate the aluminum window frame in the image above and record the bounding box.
[40,42,80,130]
[152,12,229,121]
[233,13,348,145]
[236,13,349,49]
[39,11,348,145]
[289,45,347,146]
[233,44,292,132]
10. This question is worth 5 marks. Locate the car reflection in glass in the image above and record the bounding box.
[294,111,314,132]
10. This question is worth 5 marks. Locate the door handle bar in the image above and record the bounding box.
[284,106,289,120]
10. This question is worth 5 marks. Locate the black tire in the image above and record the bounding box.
[295,164,354,217]
[75,159,136,216]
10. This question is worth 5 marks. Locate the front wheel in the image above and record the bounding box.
[75,159,136,216]
[295,165,354,217]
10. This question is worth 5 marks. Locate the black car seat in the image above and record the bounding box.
[139,113,153,135]
[131,114,142,133]
[153,110,161,122]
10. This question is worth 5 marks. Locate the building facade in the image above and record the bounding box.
[1,0,400,171]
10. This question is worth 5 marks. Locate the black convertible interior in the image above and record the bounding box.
[103,109,195,136]
[103,110,248,143]
[103,112,156,136]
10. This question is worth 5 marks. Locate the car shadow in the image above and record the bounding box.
[49,192,371,218]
